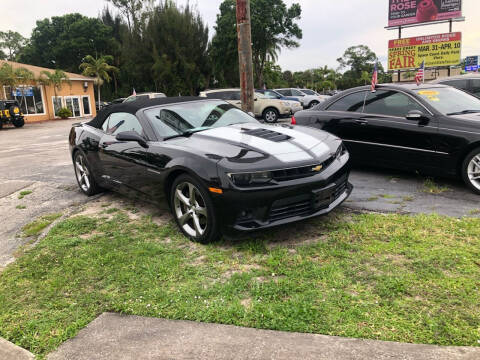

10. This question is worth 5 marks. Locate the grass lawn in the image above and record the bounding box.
[0,209,479,358]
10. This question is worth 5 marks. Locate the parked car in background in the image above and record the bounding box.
[199,88,294,123]
[256,89,303,114]
[69,97,352,243]
[123,92,166,103]
[431,74,480,98]
[96,101,109,111]
[0,100,24,129]
[300,89,331,104]
[275,88,329,109]
[292,83,480,194]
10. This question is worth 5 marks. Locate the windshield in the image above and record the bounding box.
[144,100,258,138]
[301,89,318,96]
[413,87,480,115]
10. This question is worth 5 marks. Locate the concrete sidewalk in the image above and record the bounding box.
[0,337,34,360]
[48,313,480,360]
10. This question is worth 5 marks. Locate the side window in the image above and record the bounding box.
[206,92,228,100]
[101,115,110,132]
[105,112,143,136]
[363,90,425,117]
[441,79,469,91]
[277,89,291,96]
[230,92,241,101]
[327,91,366,112]
[470,79,480,97]
[124,96,137,102]
[291,89,305,96]
[264,90,280,99]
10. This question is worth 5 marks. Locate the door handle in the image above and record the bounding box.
[355,119,369,125]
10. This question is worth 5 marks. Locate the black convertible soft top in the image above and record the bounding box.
[87,96,208,129]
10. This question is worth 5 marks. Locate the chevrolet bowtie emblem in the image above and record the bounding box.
[312,165,323,172]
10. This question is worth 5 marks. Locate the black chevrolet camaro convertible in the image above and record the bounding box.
[293,84,480,194]
[69,97,352,243]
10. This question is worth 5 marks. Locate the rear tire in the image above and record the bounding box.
[263,108,279,123]
[461,147,480,195]
[12,117,25,128]
[73,151,102,196]
[170,174,220,244]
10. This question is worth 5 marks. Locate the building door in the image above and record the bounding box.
[65,96,82,117]
[82,96,92,116]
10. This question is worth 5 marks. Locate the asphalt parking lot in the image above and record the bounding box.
[0,119,478,267]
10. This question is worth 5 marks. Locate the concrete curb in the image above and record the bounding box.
[0,337,34,360]
[48,313,480,360]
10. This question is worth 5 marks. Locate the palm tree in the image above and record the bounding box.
[79,55,118,105]
[0,63,34,99]
[38,69,71,100]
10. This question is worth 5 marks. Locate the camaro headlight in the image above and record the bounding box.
[228,171,272,186]
[335,143,347,159]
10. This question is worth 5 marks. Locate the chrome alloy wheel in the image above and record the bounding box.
[468,154,480,191]
[174,182,208,237]
[74,154,91,192]
[265,110,276,122]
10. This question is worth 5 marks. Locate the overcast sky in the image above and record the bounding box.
[3,0,479,71]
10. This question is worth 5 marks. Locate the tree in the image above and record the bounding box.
[0,63,34,99]
[38,69,71,99]
[79,55,119,104]
[336,45,387,89]
[211,0,302,88]
[0,31,27,61]
[19,14,115,73]
[107,0,145,30]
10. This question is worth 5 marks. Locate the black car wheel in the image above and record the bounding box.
[309,101,319,108]
[462,147,480,195]
[73,151,102,196]
[170,174,220,243]
[263,108,279,123]
[12,117,25,128]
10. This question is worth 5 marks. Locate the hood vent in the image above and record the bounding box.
[241,128,291,142]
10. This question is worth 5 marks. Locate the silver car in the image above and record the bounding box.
[275,88,330,109]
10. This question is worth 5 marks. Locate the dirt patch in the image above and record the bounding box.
[73,193,172,225]
[240,297,252,309]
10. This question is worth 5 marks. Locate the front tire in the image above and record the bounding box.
[262,108,279,123]
[73,151,102,196]
[461,147,480,195]
[170,174,220,243]
[12,117,25,128]
[309,101,319,108]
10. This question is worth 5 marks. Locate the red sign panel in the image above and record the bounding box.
[388,0,462,27]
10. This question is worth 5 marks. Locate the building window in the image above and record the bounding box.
[82,96,91,116]
[4,85,45,115]
[52,97,63,117]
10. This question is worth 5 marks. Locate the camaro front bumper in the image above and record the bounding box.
[211,156,352,234]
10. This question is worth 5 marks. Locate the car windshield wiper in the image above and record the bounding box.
[163,127,210,141]
[446,109,480,116]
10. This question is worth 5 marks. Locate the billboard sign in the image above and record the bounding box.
[388,32,461,70]
[465,56,479,72]
[388,0,462,27]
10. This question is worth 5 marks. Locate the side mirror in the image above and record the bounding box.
[406,110,427,121]
[254,97,258,101]
[115,131,148,148]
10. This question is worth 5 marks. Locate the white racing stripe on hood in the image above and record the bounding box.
[198,123,330,163]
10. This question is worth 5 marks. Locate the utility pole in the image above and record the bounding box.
[236,0,255,113]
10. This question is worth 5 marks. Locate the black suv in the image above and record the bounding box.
[0,100,25,129]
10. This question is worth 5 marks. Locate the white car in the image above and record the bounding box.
[275,88,331,109]
[123,92,166,103]
[199,88,295,123]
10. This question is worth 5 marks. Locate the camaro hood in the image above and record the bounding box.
[172,123,341,170]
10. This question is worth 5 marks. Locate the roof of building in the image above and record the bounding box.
[0,60,96,82]
[87,96,210,128]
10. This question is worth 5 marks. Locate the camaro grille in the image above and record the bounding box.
[268,178,348,222]
[272,157,334,182]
